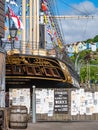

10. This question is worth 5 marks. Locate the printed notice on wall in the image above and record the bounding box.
[71,89,98,116]
[36,89,54,116]
[54,89,68,113]
[9,88,30,113]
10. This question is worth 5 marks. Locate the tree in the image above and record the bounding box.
[70,50,98,84]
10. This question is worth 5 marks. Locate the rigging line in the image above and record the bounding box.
[81,18,89,42]
[79,0,90,15]
[54,0,66,44]
[79,0,97,16]
[47,0,64,44]
[60,0,89,16]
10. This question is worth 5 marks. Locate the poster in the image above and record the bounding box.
[71,89,96,116]
[9,88,30,113]
[85,92,94,115]
[71,90,80,115]
[54,89,68,113]
[79,89,86,115]
[93,92,98,113]
[36,89,54,116]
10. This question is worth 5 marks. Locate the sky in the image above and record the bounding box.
[53,0,98,44]
[5,0,98,45]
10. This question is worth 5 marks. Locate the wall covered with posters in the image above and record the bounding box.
[36,89,68,116]
[71,88,98,115]
[35,87,98,121]
[9,88,69,117]
[36,89,54,116]
[9,88,30,113]
[36,88,98,116]
[8,87,98,121]
[36,88,98,117]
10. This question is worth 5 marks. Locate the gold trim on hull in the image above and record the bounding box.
[6,55,80,88]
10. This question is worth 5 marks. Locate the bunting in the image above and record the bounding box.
[57,38,63,49]
[41,0,64,49]
[41,3,47,12]
[47,28,53,38]
[7,6,24,29]
[4,26,8,31]
[43,14,48,24]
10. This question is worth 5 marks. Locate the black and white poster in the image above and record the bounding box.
[54,89,68,113]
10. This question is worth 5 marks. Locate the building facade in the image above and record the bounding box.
[0,0,5,107]
[0,0,5,38]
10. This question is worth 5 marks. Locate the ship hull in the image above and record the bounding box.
[6,54,80,89]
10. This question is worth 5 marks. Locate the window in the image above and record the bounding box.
[34,67,42,75]
[13,65,23,74]
[27,66,35,75]
[52,68,60,77]
[44,68,53,76]
[6,65,12,74]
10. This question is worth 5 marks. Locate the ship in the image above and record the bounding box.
[6,0,80,90]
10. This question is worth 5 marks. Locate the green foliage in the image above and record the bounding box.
[70,34,98,83]
[80,66,87,82]
[80,65,98,83]
[85,35,98,43]
[70,50,91,63]
[93,35,98,42]
[70,50,98,83]
[86,39,93,43]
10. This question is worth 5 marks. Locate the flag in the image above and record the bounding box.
[4,26,8,31]
[17,30,21,35]
[57,38,63,49]
[6,0,18,6]
[10,0,18,6]
[8,6,24,29]
[15,36,18,41]
[7,34,11,41]
[47,28,53,38]
[44,14,48,24]
[41,3,47,11]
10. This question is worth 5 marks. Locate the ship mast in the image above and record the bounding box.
[21,0,26,54]
[21,0,39,55]
[29,0,33,53]
[32,0,47,55]
[33,0,39,51]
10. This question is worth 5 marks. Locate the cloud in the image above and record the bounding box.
[72,1,98,15]
[58,1,98,44]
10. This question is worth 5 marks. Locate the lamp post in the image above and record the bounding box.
[32,85,36,123]
[9,22,18,50]
[75,53,80,72]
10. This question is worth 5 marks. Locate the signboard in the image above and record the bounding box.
[54,89,68,113]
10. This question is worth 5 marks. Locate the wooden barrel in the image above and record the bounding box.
[0,110,4,130]
[9,106,28,129]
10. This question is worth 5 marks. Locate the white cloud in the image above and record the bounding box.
[6,0,10,2]
[58,1,98,44]
[72,1,98,15]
